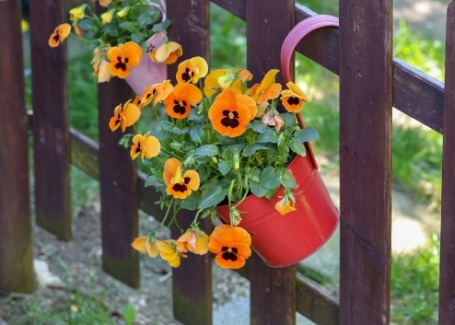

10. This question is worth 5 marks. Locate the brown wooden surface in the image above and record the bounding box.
[439,1,455,323]
[0,0,35,293]
[339,0,393,323]
[246,1,297,324]
[97,78,140,288]
[167,0,213,324]
[29,0,72,240]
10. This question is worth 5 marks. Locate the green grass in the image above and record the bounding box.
[391,234,440,324]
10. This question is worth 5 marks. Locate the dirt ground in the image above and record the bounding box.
[0,201,250,325]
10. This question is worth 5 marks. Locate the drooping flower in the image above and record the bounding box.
[100,10,114,25]
[176,229,209,255]
[208,88,256,137]
[131,236,159,258]
[130,133,161,161]
[280,81,308,113]
[91,47,111,83]
[108,100,140,132]
[117,7,130,18]
[176,56,209,84]
[48,23,71,47]
[156,240,184,268]
[163,158,200,199]
[69,5,86,21]
[141,80,174,107]
[208,225,252,269]
[149,41,183,65]
[106,41,143,79]
[262,111,285,132]
[275,197,297,215]
[250,69,282,104]
[163,83,202,119]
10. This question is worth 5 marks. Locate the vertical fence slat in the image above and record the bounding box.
[439,1,455,323]
[0,0,35,293]
[167,1,212,324]
[339,0,393,323]
[246,1,297,324]
[29,0,71,240]
[97,78,139,288]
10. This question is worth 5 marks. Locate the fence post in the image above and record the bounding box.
[29,0,72,241]
[246,1,297,324]
[167,1,212,324]
[439,1,455,323]
[339,0,393,323]
[0,0,35,293]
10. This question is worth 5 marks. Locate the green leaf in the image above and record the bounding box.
[280,168,297,189]
[256,129,278,143]
[243,143,269,157]
[193,144,219,158]
[261,167,281,190]
[122,303,137,325]
[180,194,198,210]
[290,142,307,156]
[218,160,233,175]
[144,175,160,187]
[249,180,268,197]
[248,120,266,133]
[198,186,226,209]
[119,21,137,33]
[293,127,320,143]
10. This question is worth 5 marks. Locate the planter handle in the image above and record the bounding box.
[280,15,339,169]
[280,14,339,129]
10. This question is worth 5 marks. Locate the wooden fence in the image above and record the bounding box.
[1,0,455,324]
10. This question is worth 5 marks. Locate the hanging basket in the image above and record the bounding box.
[125,32,168,95]
[216,15,340,268]
[125,0,168,95]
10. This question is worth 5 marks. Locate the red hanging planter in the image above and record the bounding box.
[217,15,340,268]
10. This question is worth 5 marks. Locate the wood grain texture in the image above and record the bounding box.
[439,1,455,323]
[0,0,35,293]
[246,1,297,325]
[339,0,393,323]
[29,0,72,240]
[167,1,213,324]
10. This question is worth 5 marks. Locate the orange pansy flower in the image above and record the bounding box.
[163,83,202,119]
[275,197,297,215]
[130,133,161,161]
[208,225,252,269]
[149,41,183,65]
[163,158,200,200]
[176,56,208,84]
[280,81,308,113]
[131,236,159,258]
[176,229,209,255]
[250,69,282,104]
[208,88,256,137]
[48,23,71,48]
[141,80,174,107]
[108,100,140,132]
[107,41,143,79]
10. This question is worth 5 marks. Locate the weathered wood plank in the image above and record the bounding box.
[97,77,140,288]
[167,1,213,324]
[29,0,72,240]
[0,0,35,293]
[246,1,297,324]
[439,1,455,323]
[339,0,393,324]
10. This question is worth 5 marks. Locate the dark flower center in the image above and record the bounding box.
[221,110,240,128]
[221,247,238,261]
[287,96,300,105]
[173,100,187,115]
[182,68,193,82]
